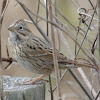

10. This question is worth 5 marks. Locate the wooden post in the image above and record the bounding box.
[3,76,45,100]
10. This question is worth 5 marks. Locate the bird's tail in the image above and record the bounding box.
[58,59,95,69]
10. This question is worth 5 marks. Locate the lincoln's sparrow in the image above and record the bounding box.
[8,19,93,84]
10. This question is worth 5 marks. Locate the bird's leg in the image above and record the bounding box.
[19,74,49,85]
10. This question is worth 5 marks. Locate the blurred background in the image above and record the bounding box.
[0,0,99,100]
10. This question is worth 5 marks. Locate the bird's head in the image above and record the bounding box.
[8,19,32,42]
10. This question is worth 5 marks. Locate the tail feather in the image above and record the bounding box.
[58,59,94,69]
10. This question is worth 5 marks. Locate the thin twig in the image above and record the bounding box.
[6,45,9,58]
[91,34,98,55]
[53,69,68,92]
[98,0,100,55]
[36,0,40,23]
[75,3,97,58]
[46,1,53,99]
[54,0,61,51]
[57,28,74,59]
[48,75,54,100]
[46,0,49,36]
[88,0,97,14]
[94,90,100,100]
[75,18,82,56]
[69,69,93,100]
[71,0,79,8]
[49,0,61,99]
[2,58,16,69]
[1,0,7,13]
[77,8,98,21]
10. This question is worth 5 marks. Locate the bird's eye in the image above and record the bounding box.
[19,26,23,30]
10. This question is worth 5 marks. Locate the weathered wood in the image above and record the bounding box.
[3,76,45,100]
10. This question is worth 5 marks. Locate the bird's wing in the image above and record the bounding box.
[24,37,94,68]
[25,36,66,61]
[26,47,66,61]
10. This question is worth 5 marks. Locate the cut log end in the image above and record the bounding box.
[3,76,45,100]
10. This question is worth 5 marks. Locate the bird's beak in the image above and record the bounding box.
[8,26,15,32]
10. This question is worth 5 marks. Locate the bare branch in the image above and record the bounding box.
[49,0,61,99]
[48,75,54,100]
